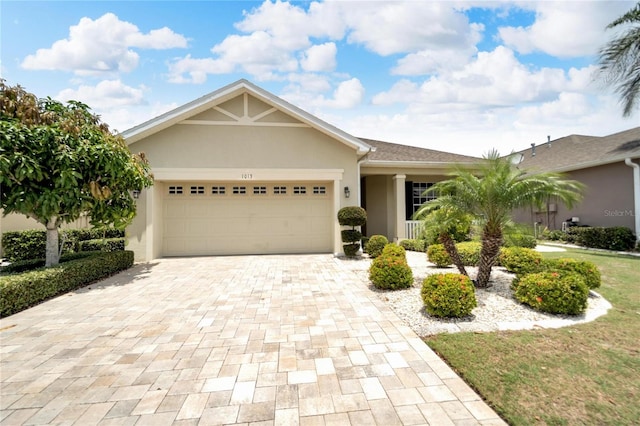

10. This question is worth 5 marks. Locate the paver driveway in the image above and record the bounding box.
[1,255,505,425]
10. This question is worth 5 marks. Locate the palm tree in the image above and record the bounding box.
[598,2,640,117]
[414,201,471,276]
[426,150,584,288]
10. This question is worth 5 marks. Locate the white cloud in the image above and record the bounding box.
[22,13,187,75]
[378,46,575,110]
[300,43,337,72]
[282,77,364,111]
[498,1,634,57]
[342,2,481,56]
[168,1,483,83]
[56,80,146,110]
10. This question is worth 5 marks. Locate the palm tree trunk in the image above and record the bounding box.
[439,233,468,276]
[476,228,502,288]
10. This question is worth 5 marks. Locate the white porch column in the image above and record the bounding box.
[393,174,406,241]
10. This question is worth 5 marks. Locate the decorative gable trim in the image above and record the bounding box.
[123,79,372,155]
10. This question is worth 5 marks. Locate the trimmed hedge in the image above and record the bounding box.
[1,229,46,262]
[513,271,589,315]
[0,251,101,274]
[78,238,125,252]
[399,239,426,252]
[2,228,125,261]
[421,273,477,318]
[365,235,389,258]
[565,226,636,251]
[0,251,134,317]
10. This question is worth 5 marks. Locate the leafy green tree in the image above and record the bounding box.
[0,81,153,266]
[598,2,640,117]
[414,203,471,276]
[425,150,583,288]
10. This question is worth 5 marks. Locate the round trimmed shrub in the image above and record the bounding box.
[365,235,389,258]
[421,273,477,318]
[543,258,601,289]
[456,241,481,266]
[427,244,451,267]
[341,230,363,244]
[369,253,413,290]
[337,206,367,227]
[514,271,589,315]
[499,247,543,275]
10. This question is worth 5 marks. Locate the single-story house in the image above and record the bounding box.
[511,127,640,238]
[1,80,638,260]
[123,79,478,261]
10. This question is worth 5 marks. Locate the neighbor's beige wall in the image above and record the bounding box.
[513,161,636,231]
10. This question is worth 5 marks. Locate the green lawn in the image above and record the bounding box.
[425,249,640,425]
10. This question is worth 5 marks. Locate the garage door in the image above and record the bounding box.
[162,182,333,256]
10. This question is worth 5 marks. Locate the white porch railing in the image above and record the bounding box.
[405,220,423,240]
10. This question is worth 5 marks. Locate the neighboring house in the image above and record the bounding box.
[511,127,640,239]
[123,79,478,261]
[2,80,638,260]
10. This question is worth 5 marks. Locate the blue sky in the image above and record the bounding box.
[2,0,638,156]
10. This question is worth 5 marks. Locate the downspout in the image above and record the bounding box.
[625,158,640,243]
[357,147,374,205]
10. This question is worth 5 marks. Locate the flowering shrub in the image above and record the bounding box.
[421,273,477,318]
[499,247,543,275]
[381,243,407,259]
[365,235,389,258]
[427,244,451,267]
[514,271,589,315]
[542,258,601,289]
[369,252,413,290]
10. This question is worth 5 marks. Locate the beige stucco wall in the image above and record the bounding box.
[512,161,636,231]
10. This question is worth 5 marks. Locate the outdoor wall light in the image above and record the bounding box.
[132,190,140,199]
[344,186,350,198]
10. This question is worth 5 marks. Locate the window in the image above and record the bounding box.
[412,182,436,215]
[168,185,183,195]
[232,186,247,195]
[253,186,267,195]
[190,186,205,195]
[313,186,326,194]
[293,186,307,195]
[274,186,287,195]
[211,186,226,195]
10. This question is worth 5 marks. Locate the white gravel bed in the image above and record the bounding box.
[343,250,612,336]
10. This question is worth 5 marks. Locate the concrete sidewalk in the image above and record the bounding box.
[0,255,505,425]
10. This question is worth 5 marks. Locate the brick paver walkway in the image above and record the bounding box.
[1,255,505,425]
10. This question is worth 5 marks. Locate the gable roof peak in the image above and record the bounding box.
[123,79,372,154]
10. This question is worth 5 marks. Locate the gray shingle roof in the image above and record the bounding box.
[511,127,640,173]
[358,138,480,164]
